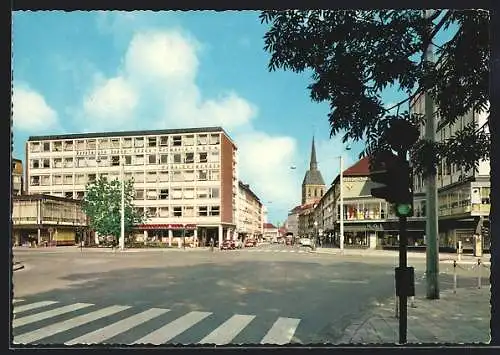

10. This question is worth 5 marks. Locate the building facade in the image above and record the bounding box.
[285,205,301,237]
[410,94,490,252]
[236,181,263,241]
[12,158,23,196]
[25,127,238,248]
[301,137,326,205]
[12,194,88,247]
[263,223,279,242]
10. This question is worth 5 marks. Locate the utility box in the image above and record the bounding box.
[395,266,415,297]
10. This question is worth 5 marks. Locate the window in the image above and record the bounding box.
[30,176,40,186]
[160,154,169,164]
[209,151,219,162]
[123,138,132,148]
[198,170,207,181]
[30,142,41,152]
[76,140,85,150]
[43,142,50,152]
[31,159,40,169]
[88,174,96,183]
[135,155,144,165]
[209,170,220,181]
[63,140,74,151]
[159,189,169,200]
[172,171,183,182]
[185,152,194,164]
[75,174,85,184]
[173,136,182,146]
[198,206,208,216]
[64,174,73,185]
[148,137,157,147]
[148,154,157,165]
[209,134,220,145]
[197,188,209,199]
[87,139,96,150]
[111,156,120,166]
[197,134,208,145]
[120,155,130,165]
[135,189,144,199]
[173,154,182,163]
[184,135,194,146]
[147,207,157,217]
[183,188,194,199]
[172,188,182,199]
[173,206,182,217]
[210,188,220,199]
[159,207,169,217]
[53,141,62,151]
[97,156,108,167]
[146,171,157,183]
[64,158,73,168]
[43,159,50,168]
[199,152,208,163]
[87,157,97,167]
[184,170,194,181]
[53,174,62,185]
[65,192,74,199]
[184,206,194,217]
[146,189,157,200]
[100,173,109,180]
[98,139,110,149]
[160,136,169,146]
[76,191,85,200]
[210,206,220,216]
[40,175,50,186]
[159,171,169,182]
[134,137,144,148]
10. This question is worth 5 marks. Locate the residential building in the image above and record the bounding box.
[285,205,301,237]
[12,158,23,195]
[236,181,263,241]
[263,222,279,242]
[301,137,326,205]
[298,200,319,237]
[25,127,238,248]
[12,194,88,247]
[410,94,490,252]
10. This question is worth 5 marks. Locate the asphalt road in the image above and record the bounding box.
[11,244,489,346]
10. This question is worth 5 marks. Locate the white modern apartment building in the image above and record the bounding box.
[410,94,491,252]
[25,127,238,247]
[236,181,263,240]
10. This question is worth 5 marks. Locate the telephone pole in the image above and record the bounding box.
[424,9,440,299]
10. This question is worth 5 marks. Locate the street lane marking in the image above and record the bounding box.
[328,279,369,284]
[65,308,169,345]
[199,314,255,345]
[14,301,59,314]
[14,305,130,344]
[132,311,212,345]
[14,303,93,328]
[260,317,301,345]
[13,299,25,304]
[280,250,288,253]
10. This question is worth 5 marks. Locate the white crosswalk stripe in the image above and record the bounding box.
[260,317,301,345]
[12,301,303,345]
[13,299,25,304]
[14,305,130,344]
[65,308,169,345]
[14,303,93,328]
[199,314,255,345]
[132,311,212,345]
[14,301,59,314]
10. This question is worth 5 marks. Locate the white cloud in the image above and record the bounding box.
[12,86,59,132]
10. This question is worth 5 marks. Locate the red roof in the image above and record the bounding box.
[263,223,277,229]
[343,156,370,176]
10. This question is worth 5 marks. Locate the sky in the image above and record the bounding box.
[11,11,456,225]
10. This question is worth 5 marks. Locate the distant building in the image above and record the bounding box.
[301,137,326,205]
[263,222,279,242]
[236,181,263,241]
[285,205,301,237]
[12,194,88,247]
[12,158,23,196]
[298,200,319,237]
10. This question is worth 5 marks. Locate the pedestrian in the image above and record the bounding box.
[209,237,214,252]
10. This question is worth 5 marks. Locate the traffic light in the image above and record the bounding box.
[369,150,413,217]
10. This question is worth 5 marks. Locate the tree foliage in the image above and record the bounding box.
[260,10,490,177]
[82,177,145,244]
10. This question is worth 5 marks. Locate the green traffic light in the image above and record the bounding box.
[396,204,412,217]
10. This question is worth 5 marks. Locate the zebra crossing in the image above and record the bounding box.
[243,248,311,255]
[12,299,301,345]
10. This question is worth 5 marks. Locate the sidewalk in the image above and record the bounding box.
[340,286,491,344]
[313,247,491,263]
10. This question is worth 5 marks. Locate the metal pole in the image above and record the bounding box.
[477,259,482,289]
[399,214,408,344]
[453,260,457,294]
[120,160,125,251]
[424,9,440,300]
[340,156,344,251]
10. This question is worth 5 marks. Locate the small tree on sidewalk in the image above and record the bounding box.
[82,177,145,247]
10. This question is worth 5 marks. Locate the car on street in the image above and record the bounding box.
[221,240,236,250]
[300,238,312,247]
[244,239,257,247]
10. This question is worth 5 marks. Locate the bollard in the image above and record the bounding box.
[477,259,482,289]
[453,260,457,294]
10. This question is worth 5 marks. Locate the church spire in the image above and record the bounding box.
[310,136,318,170]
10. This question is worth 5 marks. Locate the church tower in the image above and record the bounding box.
[301,136,326,205]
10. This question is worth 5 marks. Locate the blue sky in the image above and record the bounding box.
[12,11,456,224]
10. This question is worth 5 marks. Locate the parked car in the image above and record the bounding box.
[245,239,257,247]
[221,240,236,250]
[300,238,312,247]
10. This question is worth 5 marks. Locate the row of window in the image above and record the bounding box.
[29,169,222,186]
[30,151,220,168]
[30,134,221,153]
[135,187,220,200]
[136,205,220,218]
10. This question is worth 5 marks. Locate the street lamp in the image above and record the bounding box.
[338,145,351,252]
